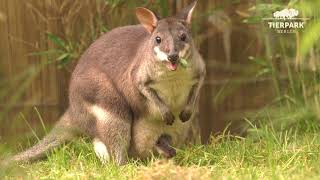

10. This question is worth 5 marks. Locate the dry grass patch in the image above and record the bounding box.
[135,160,212,180]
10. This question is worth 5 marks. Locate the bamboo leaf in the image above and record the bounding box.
[180,58,189,68]
[256,68,271,78]
[47,32,66,49]
[56,53,70,62]
[300,21,320,57]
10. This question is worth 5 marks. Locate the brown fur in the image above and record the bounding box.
[3,1,205,166]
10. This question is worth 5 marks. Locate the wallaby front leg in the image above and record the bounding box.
[180,72,205,122]
[137,80,175,125]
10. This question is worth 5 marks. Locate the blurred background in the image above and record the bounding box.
[0,0,319,147]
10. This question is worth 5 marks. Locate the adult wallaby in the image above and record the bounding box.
[3,1,205,166]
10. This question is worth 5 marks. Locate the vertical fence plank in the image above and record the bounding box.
[0,0,11,80]
[0,0,12,130]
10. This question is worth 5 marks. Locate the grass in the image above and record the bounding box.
[1,119,320,180]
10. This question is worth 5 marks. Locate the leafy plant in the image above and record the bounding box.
[243,0,320,131]
[47,33,77,68]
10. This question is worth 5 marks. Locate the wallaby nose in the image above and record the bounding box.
[168,54,179,63]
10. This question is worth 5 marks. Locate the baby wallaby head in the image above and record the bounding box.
[136,1,197,71]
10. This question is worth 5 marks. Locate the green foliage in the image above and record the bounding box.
[179,58,189,68]
[300,18,320,57]
[238,0,320,140]
[296,1,320,18]
[47,33,78,68]
[249,56,272,78]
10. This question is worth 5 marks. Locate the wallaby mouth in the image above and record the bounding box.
[165,61,178,71]
[166,54,179,71]
[153,46,180,71]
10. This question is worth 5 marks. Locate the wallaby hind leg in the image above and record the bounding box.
[95,117,131,165]
[88,104,131,165]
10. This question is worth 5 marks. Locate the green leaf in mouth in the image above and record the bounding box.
[180,58,189,68]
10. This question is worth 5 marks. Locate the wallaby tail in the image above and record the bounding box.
[1,111,77,166]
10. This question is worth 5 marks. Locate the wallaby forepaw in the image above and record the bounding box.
[163,111,175,125]
[179,109,192,122]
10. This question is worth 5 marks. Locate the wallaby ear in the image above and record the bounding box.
[136,7,159,33]
[176,1,197,24]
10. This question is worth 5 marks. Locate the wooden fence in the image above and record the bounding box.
[0,0,275,143]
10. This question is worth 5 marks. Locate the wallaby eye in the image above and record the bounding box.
[180,34,187,41]
[155,36,162,44]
